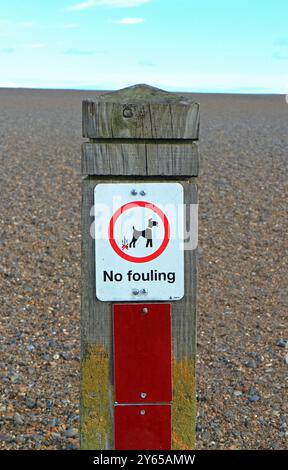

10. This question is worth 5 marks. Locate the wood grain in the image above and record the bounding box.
[82,142,199,177]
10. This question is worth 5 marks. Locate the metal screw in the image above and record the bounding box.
[140,392,147,399]
[131,189,138,196]
[132,289,139,295]
[140,289,148,295]
[140,410,145,415]
[142,307,148,314]
[140,190,146,196]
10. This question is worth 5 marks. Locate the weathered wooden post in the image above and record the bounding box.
[81,84,199,450]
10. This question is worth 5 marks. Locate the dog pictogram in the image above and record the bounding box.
[129,218,158,248]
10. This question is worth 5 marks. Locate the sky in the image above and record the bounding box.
[0,0,287,93]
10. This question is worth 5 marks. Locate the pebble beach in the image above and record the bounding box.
[0,89,287,449]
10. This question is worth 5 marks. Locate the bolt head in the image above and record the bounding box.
[140,392,147,399]
[140,410,146,415]
[131,189,138,196]
[142,307,148,314]
[140,289,148,295]
[140,190,146,196]
[132,289,139,295]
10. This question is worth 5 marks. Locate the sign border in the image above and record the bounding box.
[108,200,170,264]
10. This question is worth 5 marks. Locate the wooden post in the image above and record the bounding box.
[81,84,199,450]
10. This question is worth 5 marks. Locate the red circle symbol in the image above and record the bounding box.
[108,201,170,263]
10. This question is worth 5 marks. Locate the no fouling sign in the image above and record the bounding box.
[94,183,184,301]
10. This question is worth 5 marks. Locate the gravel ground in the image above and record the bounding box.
[0,89,287,450]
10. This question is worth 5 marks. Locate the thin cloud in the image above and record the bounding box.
[63,23,80,29]
[66,0,151,11]
[273,52,288,60]
[0,48,15,54]
[109,17,144,24]
[64,48,104,55]
[0,81,18,87]
[273,38,288,46]
[18,21,34,28]
[273,40,288,60]
[138,58,155,66]
[20,43,46,49]
[0,33,15,37]
[0,19,35,28]
[272,38,288,60]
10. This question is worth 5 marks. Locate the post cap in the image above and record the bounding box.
[97,83,195,106]
[82,83,199,140]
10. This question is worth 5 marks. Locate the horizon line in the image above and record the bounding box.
[0,85,285,96]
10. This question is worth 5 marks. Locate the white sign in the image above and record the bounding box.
[94,183,184,301]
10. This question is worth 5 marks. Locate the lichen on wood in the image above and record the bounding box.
[172,357,196,450]
[97,84,192,105]
[81,344,113,450]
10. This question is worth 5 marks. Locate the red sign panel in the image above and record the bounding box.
[114,405,171,450]
[113,303,172,404]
